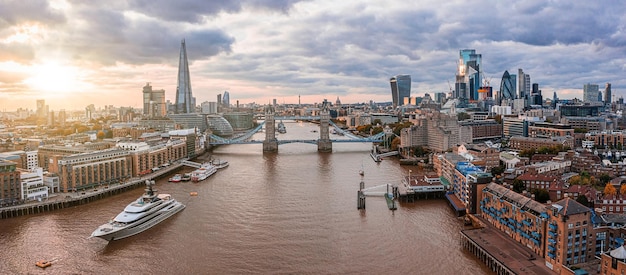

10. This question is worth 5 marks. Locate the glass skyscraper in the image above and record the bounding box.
[390,74,411,108]
[499,70,516,103]
[455,49,481,101]
[175,39,194,114]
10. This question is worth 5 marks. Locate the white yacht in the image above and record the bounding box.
[212,159,229,170]
[91,180,185,241]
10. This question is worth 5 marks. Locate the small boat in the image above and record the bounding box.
[212,159,229,169]
[181,173,191,182]
[169,174,182,183]
[189,192,198,196]
[36,260,52,268]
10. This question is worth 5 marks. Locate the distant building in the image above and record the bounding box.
[175,39,194,114]
[604,83,612,104]
[142,83,166,117]
[222,91,230,108]
[0,161,20,205]
[499,70,516,103]
[583,83,600,103]
[390,75,411,109]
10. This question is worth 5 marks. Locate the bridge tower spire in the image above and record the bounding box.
[263,104,278,152]
[317,99,332,152]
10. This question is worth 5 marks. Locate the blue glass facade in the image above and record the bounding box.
[499,70,516,102]
[390,75,411,108]
[176,39,194,114]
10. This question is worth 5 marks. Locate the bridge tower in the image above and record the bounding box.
[317,99,332,152]
[263,104,278,152]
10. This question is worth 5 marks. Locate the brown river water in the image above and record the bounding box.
[0,121,490,274]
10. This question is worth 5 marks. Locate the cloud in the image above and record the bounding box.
[0,0,65,29]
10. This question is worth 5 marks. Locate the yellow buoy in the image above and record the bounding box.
[190,192,198,196]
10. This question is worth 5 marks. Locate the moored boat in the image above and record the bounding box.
[90,180,185,241]
[212,159,229,169]
[169,174,182,183]
[190,163,217,182]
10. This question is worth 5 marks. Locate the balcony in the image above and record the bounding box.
[549,223,558,231]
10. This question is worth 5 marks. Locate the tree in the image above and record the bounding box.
[493,114,502,124]
[96,131,105,140]
[533,189,550,203]
[490,165,505,176]
[576,195,590,207]
[457,112,471,121]
[620,184,626,195]
[512,178,525,193]
[390,137,401,151]
[599,174,612,186]
[604,184,617,196]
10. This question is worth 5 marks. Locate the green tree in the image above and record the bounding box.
[490,165,505,176]
[599,174,612,186]
[512,178,525,193]
[96,131,105,140]
[457,112,471,121]
[533,189,550,203]
[576,195,590,207]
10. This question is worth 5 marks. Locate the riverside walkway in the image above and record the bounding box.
[0,163,183,219]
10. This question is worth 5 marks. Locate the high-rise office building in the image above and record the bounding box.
[456,49,481,101]
[142,83,166,117]
[389,74,411,109]
[518,69,531,101]
[499,70,516,103]
[223,91,230,108]
[604,83,612,104]
[36,99,48,118]
[583,83,600,103]
[175,39,194,114]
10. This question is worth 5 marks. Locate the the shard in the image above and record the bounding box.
[175,39,193,113]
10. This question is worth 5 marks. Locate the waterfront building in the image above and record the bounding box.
[18,167,47,201]
[142,83,166,118]
[117,139,186,177]
[0,150,38,170]
[175,39,194,114]
[545,198,594,273]
[168,128,204,158]
[168,113,207,132]
[206,115,234,136]
[601,245,626,275]
[481,183,549,257]
[37,143,114,171]
[223,112,254,131]
[390,75,411,109]
[399,111,470,153]
[583,83,600,103]
[0,161,20,205]
[49,149,132,192]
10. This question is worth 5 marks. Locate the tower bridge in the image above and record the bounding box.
[208,100,385,152]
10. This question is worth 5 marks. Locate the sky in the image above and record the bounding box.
[0,0,625,111]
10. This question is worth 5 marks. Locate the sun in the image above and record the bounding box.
[24,62,90,96]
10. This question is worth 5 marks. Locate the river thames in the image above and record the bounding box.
[0,121,490,274]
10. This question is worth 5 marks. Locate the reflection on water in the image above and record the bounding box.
[0,121,489,274]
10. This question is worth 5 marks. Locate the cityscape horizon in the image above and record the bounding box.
[0,1,624,111]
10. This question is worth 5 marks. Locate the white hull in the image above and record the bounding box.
[92,202,185,241]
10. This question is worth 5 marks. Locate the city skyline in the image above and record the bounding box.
[0,0,625,110]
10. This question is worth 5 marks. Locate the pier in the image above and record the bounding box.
[0,163,183,219]
[460,225,553,275]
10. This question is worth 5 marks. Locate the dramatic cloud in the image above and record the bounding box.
[0,0,625,109]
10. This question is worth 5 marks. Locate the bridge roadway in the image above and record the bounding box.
[209,138,383,145]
